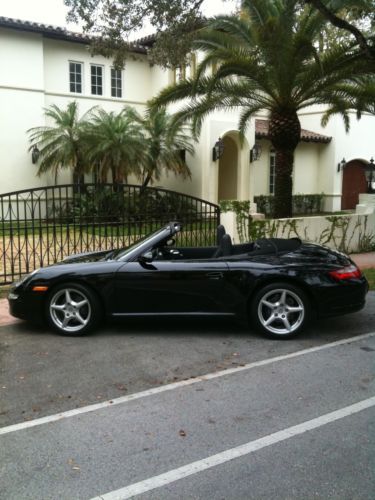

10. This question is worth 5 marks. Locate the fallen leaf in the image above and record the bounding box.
[179,430,186,437]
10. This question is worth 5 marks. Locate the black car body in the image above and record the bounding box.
[8,222,368,339]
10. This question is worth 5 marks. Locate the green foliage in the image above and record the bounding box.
[57,186,198,224]
[219,199,251,242]
[151,0,375,218]
[363,268,375,290]
[254,194,324,217]
[28,103,195,187]
[28,102,92,181]
[128,107,194,189]
[247,214,375,253]
[64,0,211,68]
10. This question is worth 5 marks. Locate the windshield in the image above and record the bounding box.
[113,227,167,261]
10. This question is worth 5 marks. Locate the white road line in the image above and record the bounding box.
[0,331,374,437]
[91,396,375,500]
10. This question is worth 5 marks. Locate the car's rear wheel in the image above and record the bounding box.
[46,283,101,336]
[251,282,310,339]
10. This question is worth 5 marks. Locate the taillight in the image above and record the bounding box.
[329,265,362,281]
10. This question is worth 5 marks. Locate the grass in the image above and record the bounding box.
[363,269,375,291]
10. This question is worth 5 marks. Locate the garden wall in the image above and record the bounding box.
[221,211,375,254]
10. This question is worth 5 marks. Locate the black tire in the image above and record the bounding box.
[250,282,310,339]
[45,282,102,336]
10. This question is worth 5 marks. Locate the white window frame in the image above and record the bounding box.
[111,67,122,98]
[91,64,104,96]
[69,61,83,93]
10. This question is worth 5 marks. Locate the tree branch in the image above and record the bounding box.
[305,0,373,60]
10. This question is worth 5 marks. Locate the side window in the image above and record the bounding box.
[269,150,276,195]
[69,61,83,93]
[173,65,186,83]
[111,68,122,98]
[91,64,103,95]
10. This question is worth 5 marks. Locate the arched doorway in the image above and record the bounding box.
[218,135,238,201]
[341,160,367,210]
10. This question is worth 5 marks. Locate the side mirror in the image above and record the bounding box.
[139,250,155,263]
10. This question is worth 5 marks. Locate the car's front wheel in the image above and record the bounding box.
[251,282,310,339]
[46,283,101,336]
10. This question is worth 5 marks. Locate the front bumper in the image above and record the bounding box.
[8,285,45,323]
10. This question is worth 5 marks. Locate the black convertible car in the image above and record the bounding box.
[8,222,368,339]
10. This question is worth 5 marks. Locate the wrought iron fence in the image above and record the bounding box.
[0,184,220,285]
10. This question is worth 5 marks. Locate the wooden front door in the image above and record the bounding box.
[341,160,367,210]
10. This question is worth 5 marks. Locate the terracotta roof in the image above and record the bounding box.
[0,16,147,54]
[255,119,331,144]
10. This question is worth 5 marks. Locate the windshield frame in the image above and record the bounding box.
[115,223,181,262]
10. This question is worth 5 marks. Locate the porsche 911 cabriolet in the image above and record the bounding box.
[8,222,368,339]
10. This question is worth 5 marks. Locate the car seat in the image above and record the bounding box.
[216,224,226,245]
[212,233,233,257]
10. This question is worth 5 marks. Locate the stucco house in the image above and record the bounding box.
[0,16,374,212]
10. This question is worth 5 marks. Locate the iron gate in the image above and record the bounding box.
[0,184,220,285]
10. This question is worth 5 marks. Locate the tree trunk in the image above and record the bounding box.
[273,150,294,218]
[269,110,301,218]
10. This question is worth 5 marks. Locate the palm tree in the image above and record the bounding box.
[28,101,91,183]
[128,107,194,191]
[83,107,146,184]
[150,0,375,217]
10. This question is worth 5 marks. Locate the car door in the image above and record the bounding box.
[112,258,233,315]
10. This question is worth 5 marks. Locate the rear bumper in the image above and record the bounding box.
[315,278,369,319]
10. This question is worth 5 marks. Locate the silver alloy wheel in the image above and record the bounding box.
[49,288,91,333]
[257,288,305,335]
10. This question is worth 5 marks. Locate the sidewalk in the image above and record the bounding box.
[0,252,374,328]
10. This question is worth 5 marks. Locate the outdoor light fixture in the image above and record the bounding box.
[250,142,262,163]
[31,145,40,164]
[364,157,375,193]
[212,138,224,161]
[337,158,346,172]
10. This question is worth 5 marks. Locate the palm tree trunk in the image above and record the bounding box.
[269,110,301,218]
[141,171,153,192]
[273,150,294,218]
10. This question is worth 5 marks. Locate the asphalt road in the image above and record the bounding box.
[0,292,374,499]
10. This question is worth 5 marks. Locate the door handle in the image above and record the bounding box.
[206,271,223,280]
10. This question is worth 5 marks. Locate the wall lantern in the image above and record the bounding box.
[337,158,346,172]
[364,157,375,193]
[212,138,224,161]
[31,145,40,164]
[250,142,262,163]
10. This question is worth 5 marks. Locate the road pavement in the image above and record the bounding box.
[0,293,374,499]
[1,332,374,499]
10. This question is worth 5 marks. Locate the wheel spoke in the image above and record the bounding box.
[76,313,87,325]
[286,305,303,313]
[65,289,72,304]
[261,299,275,309]
[279,290,287,305]
[264,315,276,327]
[76,299,88,309]
[51,304,65,311]
[62,316,71,328]
[282,316,292,331]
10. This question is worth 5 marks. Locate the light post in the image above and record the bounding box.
[364,157,375,193]
[212,138,224,161]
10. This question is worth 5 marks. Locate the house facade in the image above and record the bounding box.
[0,17,374,212]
